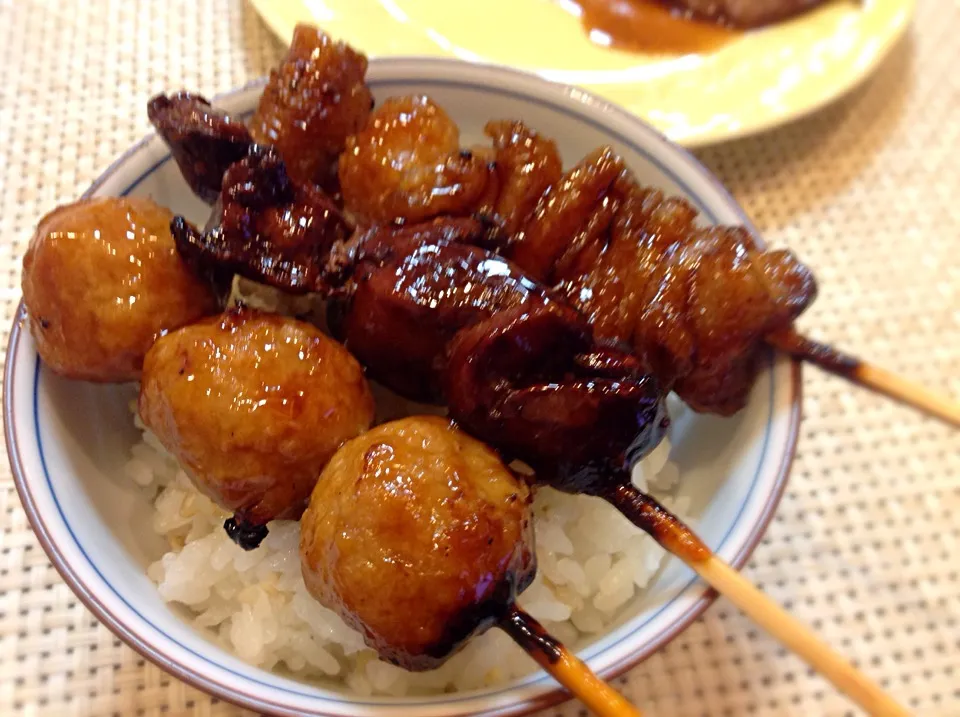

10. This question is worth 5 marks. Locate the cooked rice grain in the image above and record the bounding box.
[131,353,694,693]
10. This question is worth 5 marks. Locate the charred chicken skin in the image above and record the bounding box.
[484,120,563,238]
[299,416,535,670]
[172,145,350,296]
[446,306,666,495]
[328,223,669,484]
[138,307,375,548]
[147,92,254,204]
[328,230,565,403]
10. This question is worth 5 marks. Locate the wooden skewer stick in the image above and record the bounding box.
[500,605,643,717]
[767,329,960,428]
[606,484,909,717]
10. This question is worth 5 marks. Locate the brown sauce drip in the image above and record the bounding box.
[604,482,711,562]
[500,605,563,665]
[569,0,738,54]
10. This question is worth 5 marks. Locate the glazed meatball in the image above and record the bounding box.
[299,416,535,670]
[139,308,375,548]
[250,23,373,190]
[21,197,219,382]
[339,95,491,223]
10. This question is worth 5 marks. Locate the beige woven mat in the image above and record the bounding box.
[0,1,957,715]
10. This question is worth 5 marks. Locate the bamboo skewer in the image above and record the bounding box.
[500,606,643,717]
[606,483,909,717]
[689,557,908,717]
[767,330,960,428]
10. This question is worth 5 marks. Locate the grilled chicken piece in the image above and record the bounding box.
[251,22,373,190]
[339,95,493,223]
[147,92,253,203]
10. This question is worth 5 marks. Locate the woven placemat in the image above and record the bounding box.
[0,1,957,715]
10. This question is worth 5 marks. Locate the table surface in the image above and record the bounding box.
[1,1,957,715]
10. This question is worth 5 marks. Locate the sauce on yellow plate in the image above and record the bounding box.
[247,0,916,146]
[571,0,736,54]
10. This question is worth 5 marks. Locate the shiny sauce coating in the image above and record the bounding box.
[21,197,219,382]
[299,416,535,670]
[339,95,492,223]
[138,308,374,527]
[251,23,373,189]
[173,146,349,296]
[567,0,737,54]
[332,241,561,402]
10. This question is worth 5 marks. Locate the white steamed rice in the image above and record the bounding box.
[128,279,694,695]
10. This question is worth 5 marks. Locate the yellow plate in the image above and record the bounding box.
[249,0,914,146]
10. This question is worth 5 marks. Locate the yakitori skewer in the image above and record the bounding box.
[768,329,960,427]
[149,24,960,430]
[468,134,960,429]
[440,304,908,715]
[607,484,909,717]
[140,33,918,711]
[438,303,908,715]
[502,605,643,717]
[298,417,642,717]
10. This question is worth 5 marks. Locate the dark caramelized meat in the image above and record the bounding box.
[139,308,374,547]
[147,92,253,203]
[329,230,669,484]
[326,214,507,285]
[446,306,666,494]
[485,120,563,237]
[558,177,817,414]
[172,146,350,295]
[329,240,559,402]
[299,416,535,670]
[250,23,373,189]
[339,95,491,223]
[507,146,624,282]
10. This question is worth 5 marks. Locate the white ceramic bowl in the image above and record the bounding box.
[5,59,801,716]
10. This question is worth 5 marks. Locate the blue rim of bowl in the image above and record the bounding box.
[5,59,803,717]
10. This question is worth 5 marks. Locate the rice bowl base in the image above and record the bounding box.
[5,59,800,717]
[133,389,690,696]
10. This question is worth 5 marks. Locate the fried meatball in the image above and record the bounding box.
[299,416,535,670]
[339,95,491,223]
[21,197,219,382]
[139,308,375,547]
[250,23,373,190]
